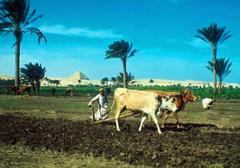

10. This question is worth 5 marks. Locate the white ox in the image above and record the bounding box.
[111,88,177,134]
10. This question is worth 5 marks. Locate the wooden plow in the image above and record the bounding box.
[94,111,138,124]
[89,103,138,125]
[90,103,96,124]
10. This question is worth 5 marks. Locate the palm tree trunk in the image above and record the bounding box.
[122,59,127,88]
[30,82,35,91]
[36,80,40,92]
[212,46,217,96]
[14,31,21,88]
[218,82,222,94]
[219,78,222,94]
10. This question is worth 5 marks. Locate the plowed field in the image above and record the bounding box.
[0,115,239,167]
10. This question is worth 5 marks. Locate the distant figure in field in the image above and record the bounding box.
[65,87,73,96]
[202,98,213,110]
[51,88,56,96]
[88,88,108,120]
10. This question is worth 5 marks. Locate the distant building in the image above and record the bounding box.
[0,75,14,80]
[60,71,89,86]
[41,71,91,86]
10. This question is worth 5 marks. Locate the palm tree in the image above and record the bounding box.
[77,79,81,86]
[195,23,231,95]
[110,77,117,86]
[149,79,154,85]
[0,0,47,88]
[101,77,109,86]
[52,79,60,87]
[116,72,135,86]
[20,62,46,91]
[207,57,232,93]
[105,40,137,88]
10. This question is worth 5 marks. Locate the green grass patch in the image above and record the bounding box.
[0,95,240,127]
[0,95,91,121]
[2,85,240,99]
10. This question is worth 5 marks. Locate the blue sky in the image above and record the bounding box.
[0,0,240,83]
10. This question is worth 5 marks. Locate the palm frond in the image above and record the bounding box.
[206,60,213,72]
[219,31,232,45]
[105,40,137,60]
[0,22,13,32]
[2,29,14,36]
[25,27,47,43]
[207,57,232,82]
[195,23,232,47]
[128,49,138,59]
[195,34,209,44]
[24,14,42,27]
[0,0,46,43]
[127,42,132,53]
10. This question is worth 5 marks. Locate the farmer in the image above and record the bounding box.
[202,98,213,110]
[88,88,108,120]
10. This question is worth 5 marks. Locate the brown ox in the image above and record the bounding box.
[153,90,197,128]
[111,88,178,134]
[16,86,31,95]
[6,86,18,95]
[7,86,31,95]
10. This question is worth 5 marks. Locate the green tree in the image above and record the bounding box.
[77,79,81,86]
[105,40,137,88]
[44,77,50,83]
[44,77,52,86]
[116,72,135,86]
[52,79,60,86]
[110,77,117,86]
[149,79,154,84]
[101,77,109,86]
[45,78,60,86]
[195,23,231,95]
[0,0,47,88]
[20,62,46,91]
[207,57,232,93]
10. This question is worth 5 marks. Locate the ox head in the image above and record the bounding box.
[160,96,178,112]
[182,90,197,102]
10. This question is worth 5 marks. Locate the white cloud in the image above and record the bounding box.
[39,24,124,39]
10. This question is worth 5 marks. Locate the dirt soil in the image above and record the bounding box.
[0,115,240,167]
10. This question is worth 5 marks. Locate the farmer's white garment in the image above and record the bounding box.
[88,94,108,120]
[202,98,213,109]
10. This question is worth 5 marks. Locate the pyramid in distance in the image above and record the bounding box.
[68,71,89,80]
